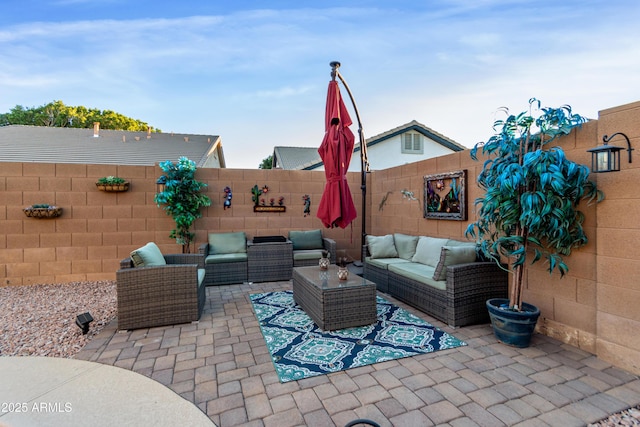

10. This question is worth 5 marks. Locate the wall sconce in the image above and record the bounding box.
[156,175,167,193]
[587,132,634,173]
[75,312,93,335]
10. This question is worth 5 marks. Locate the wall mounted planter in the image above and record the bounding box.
[96,181,130,192]
[23,205,63,218]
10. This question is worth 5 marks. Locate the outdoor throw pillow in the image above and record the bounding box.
[289,229,323,251]
[411,236,450,267]
[432,245,478,281]
[393,233,419,260]
[130,242,166,267]
[366,234,398,259]
[208,232,247,255]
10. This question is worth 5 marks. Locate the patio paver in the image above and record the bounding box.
[75,281,640,427]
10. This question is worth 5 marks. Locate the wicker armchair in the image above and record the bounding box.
[116,253,206,330]
[288,229,337,267]
[198,232,248,286]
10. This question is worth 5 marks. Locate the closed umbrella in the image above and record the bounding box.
[316,79,357,229]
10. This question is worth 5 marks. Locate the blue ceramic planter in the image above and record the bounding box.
[486,298,540,348]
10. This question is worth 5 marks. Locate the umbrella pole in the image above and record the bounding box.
[330,61,370,264]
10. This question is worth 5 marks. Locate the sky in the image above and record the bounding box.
[1,0,639,169]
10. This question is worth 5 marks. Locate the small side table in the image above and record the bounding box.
[247,238,293,282]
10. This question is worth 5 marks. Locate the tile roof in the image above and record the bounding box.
[273,146,319,170]
[0,125,224,167]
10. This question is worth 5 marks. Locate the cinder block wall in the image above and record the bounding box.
[0,165,362,285]
[592,102,640,375]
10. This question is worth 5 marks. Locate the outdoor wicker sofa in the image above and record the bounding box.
[116,243,206,330]
[363,233,508,327]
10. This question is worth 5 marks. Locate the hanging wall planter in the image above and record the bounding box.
[96,176,130,192]
[23,204,63,218]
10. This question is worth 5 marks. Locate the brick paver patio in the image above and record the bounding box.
[76,281,640,427]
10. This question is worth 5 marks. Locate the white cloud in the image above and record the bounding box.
[1,1,640,168]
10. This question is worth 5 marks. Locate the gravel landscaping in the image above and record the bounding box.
[0,281,117,358]
[590,407,640,426]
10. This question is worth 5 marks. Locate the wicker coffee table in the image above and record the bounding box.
[292,265,377,330]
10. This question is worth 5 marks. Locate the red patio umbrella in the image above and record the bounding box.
[316,79,357,229]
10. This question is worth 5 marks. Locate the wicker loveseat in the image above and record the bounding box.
[198,232,248,286]
[116,242,206,330]
[288,229,337,267]
[363,233,508,327]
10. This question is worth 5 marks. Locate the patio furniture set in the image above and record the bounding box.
[196,229,337,286]
[115,230,507,332]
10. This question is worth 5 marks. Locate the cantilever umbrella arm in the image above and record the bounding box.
[330,61,370,262]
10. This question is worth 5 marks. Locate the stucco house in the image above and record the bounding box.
[0,123,225,167]
[272,120,465,171]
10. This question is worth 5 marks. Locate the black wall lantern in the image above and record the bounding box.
[156,175,167,193]
[587,132,633,173]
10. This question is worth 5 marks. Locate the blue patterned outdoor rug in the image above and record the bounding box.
[250,290,466,383]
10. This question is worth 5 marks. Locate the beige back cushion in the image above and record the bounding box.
[411,237,449,267]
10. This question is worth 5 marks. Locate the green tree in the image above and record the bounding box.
[0,100,158,132]
[259,155,273,169]
[154,157,211,253]
[465,99,604,311]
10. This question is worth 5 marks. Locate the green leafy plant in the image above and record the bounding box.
[465,99,604,311]
[97,176,126,185]
[154,157,211,253]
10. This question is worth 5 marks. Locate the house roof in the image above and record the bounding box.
[272,146,319,170]
[366,120,465,151]
[0,125,225,167]
[272,120,465,170]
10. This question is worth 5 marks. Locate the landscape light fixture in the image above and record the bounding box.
[587,132,634,173]
[156,175,167,193]
[75,312,94,335]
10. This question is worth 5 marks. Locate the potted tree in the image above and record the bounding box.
[465,98,604,348]
[154,157,211,253]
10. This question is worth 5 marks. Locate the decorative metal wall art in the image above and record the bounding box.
[251,184,286,212]
[423,170,467,220]
[223,186,232,209]
[302,195,311,216]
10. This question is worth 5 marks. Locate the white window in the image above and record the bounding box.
[401,132,423,154]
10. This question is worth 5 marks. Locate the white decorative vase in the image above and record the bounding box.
[319,256,330,270]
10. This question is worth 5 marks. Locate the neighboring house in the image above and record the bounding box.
[0,123,225,167]
[271,120,465,171]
